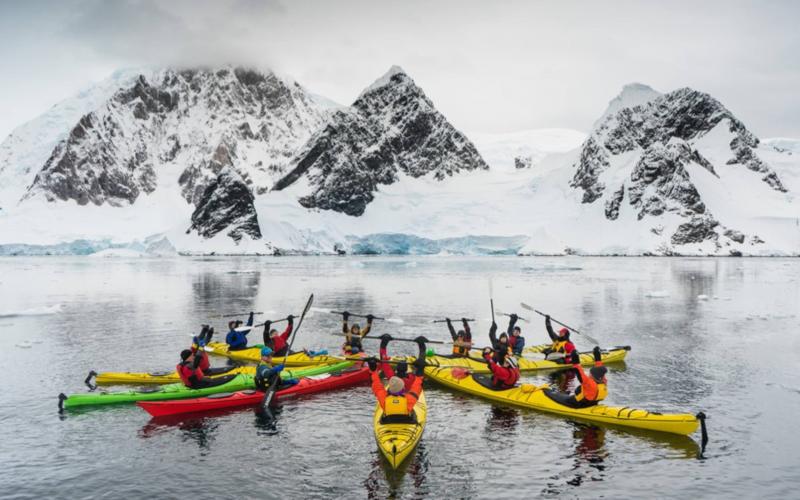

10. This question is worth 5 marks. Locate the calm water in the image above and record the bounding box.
[0,256,798,499]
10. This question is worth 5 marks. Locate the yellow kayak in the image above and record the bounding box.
[92,365,255,385]
[424,366,702,436]
[204,342,347,366]
[373,391,427,469]
[418,347,629,374]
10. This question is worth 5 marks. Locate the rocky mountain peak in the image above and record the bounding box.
[594,82,661,127]
[273,66,488,216]
[572,85,788,252]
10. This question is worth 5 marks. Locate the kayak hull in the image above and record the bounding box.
[94,360,351,386]
[204,342,348,367]
[424,367,699,436]
[412,347,628,374]
[373,392,427,469]
[137,366,371,417]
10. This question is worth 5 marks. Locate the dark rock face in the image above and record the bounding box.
[27,67,328,213]
[514,156,533,169]
[188,168,261,242]
[724,228,745,243]
[626,142,706,220]
[671,216,719,245]
[572,87,786,207]
[274,67,488,216]
[604,185,624,220]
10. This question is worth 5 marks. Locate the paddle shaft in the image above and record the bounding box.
[521,302,600,345]
[331,311,385,320]
[263,295,314,408]
[432,318,475,323]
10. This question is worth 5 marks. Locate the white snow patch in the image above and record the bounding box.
[644,291,670,298]
[0,304,63,318]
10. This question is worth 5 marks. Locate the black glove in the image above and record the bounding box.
[445,317,452,323]
[367,358,378,372]
[413,336,428,347]
[570,350,580,364]
[264,321,272,332]
[248,312,254,322]
[379,333,393,349]
[287,314,295,322]
[545,315,551,322]
[593,346,602,362]
[510,313,518,322]
[366,314,375,322]
[342,311,350,321]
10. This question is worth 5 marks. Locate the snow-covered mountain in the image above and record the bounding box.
[0,69,797,256]
[564,86,797,255]
[272,66,487,216]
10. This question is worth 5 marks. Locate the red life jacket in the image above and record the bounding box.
[177,362,202,387]
[191,347,210,372]
[490,361,520,389]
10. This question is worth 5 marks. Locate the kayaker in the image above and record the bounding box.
[378,334,424,392]
[506,314,525,356]
[177,349,235,389]
[225,312,255,350]
[342,311,373,355]
[546,347,607,408]
[446,318,472,356]
[482,347,520,389]
[190,328,212,373]
[262,315,294,357]
[254,346,298,391]
[488,321,510,359]
[543,314,575,363]
[368,337,427,419]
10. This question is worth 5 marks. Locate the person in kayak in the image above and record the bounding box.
[342,311,373,355]
[506,314,525,356]
[254,347,299,391]
[542,314,575,363]
[378,334,426,392]
[482,347,520,389]
[177,349,235,389]
[546,347,607,408]
[262,315,294,357]
[445,318,473,356]
[190,328,212,373]
[368,337,427,420]
[488,321,510,359]
[225,312,255,351]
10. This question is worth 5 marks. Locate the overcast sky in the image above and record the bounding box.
[1,0,798,140]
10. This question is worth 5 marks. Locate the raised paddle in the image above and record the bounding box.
[211,311,266,319]
[431,318,475,323]
[520,302,600,345]
[234,318,291,332]
[489,277,495,324]
[261,294,314,410]
[495,311,528,322]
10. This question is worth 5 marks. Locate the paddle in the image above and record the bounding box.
[431,318,475,323]
[261,294,314,410]
[211,311,266,319]
[520,302,600,345]
[319,308,404,324]
[495,311,528,322]
[489,277,495,324]
[234,318,290,332]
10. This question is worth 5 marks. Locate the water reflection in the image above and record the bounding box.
[139,415,221,451]
[365,443,430,499]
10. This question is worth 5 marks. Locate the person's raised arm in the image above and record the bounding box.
[281,315,294,341]
[342,311,350,335]
[488,321,499,348]
[446,318,457,340]
[361,314,374,337]
[378,334,395,378]
[247,312,254,327]
[507,314,518,336]
[545,315,557,341]
[462,319,472,341]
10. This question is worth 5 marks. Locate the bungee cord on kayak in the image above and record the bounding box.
[57,295,710,468]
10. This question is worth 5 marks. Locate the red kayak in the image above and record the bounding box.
[137,366,370,417]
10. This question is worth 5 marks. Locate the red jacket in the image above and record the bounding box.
[190,347,210,372]
[271,323,293,354]
[487,359,520,389]
[379,346,417,392]
[177,362,203,387]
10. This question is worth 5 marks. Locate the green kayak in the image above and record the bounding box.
[59,361,355,410]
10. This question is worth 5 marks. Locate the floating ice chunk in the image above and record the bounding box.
[645,291,670,298]
[88,249,147,258]
[0,304,63,318]
[697,294,709,300]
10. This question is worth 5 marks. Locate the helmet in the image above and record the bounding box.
[180,349,192,361]
[261,346,274,357]
[505,356,518,369]
[387,376,404,395]
[558,327,569,337]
